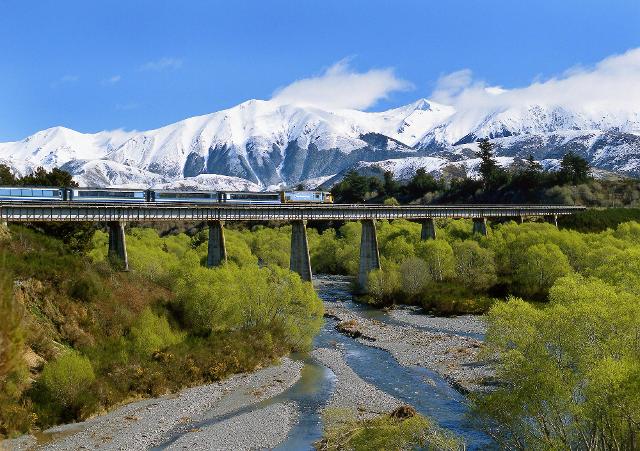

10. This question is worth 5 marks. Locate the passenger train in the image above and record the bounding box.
[0,187,334,204]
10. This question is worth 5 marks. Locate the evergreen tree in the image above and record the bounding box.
[0,164,15,185]
[558,152,590,185]
[406,168,439,199]
[477,139,508,190]
[382,171,399,198]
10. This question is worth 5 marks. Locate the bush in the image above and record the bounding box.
[35,352,97,424]
[129,308,184,356]
[474,275,640,449]
[318,407,463,451]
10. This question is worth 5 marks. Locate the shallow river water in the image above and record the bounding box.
[275,275,491,450]
[151,274,491,450]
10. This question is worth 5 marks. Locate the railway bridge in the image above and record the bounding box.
[0,203,585,290]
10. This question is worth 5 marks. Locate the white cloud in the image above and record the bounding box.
[272,59,412,110]
[431,47,640,113]
[102,75,122,85]
[139,57,183,71]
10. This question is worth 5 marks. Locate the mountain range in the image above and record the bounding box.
[1,97,639,190]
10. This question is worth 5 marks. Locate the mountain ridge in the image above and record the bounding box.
[1,97,639,190]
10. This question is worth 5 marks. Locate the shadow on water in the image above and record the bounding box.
[156,274,491,450]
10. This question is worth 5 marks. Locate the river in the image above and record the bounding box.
[4,274,491,450]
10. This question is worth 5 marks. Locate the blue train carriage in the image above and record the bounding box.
[67,187,147,203]
[0,186,64,201]
[220,191,282,203]
[281,191,333,203]
[149,190,220,203]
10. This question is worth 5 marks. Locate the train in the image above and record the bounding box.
[0,187,334,204]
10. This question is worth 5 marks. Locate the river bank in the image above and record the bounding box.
[2,275,491,450]
[2,359,303,451]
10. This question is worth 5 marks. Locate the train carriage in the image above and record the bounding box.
[68,188,147,203]
[220,191,282,204]
[0,186,64,201]
[150,190,219,203]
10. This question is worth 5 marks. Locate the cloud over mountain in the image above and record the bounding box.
[433,47,640,114]
[272,59,411,110]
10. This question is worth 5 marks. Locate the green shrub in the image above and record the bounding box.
[35,352,97,424]
[129,308,184,356]
[318,407,463,451]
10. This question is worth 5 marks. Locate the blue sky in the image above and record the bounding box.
[0,0,638,141]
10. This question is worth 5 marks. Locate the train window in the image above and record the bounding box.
[42,190,56,197]
[78,190,141,198]
[158,192,213,199]
[0,188,10,195]
[229,193,280,200]
[10,189,21,196]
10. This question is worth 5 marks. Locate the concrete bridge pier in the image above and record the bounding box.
[546,214,559,227]
[290,220,312,282]
[420,218,436,240]
[358,219,381,292]
[107,222,128,271]
[472,217,488,236]
[207,220,227,268]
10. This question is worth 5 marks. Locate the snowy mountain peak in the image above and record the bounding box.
[1,96,639,190]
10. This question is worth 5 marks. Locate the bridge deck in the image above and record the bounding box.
[0,202,585,222]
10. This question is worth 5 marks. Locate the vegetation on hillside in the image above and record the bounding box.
[330,141,640,209]
[0,165,94,252]
[0,225,322,437]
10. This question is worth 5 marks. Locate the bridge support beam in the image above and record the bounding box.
[420,218,436,240]
[107,222,128,271]
[207,220,227,268]
[546,214,558,227]
[290,220,312,282]
[358,219,381,292]
[472,217,488,236]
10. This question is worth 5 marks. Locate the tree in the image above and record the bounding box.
[331,171,381,203]
[406,168,439,199]
[453,241,497,292]
[382,171,400,198]
[514,243,571,298]
[399,257,428,297]
[474,275,640,449]
[558,151,590,185]
[477,139,508,190]
[18,166,78,188]
[415,240,455,282]
[0,164,15,185]
[367,268,401,305]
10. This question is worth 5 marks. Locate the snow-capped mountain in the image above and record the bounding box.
[1,98,639,190]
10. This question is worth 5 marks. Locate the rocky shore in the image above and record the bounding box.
[325,304,493,393]
[312,348,402,420]
[2,358,303,451]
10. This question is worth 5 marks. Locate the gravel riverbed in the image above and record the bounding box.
[2,358,302,451]
[312,348,402,420]
[325,304,493,393]
[389,307,487,338]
